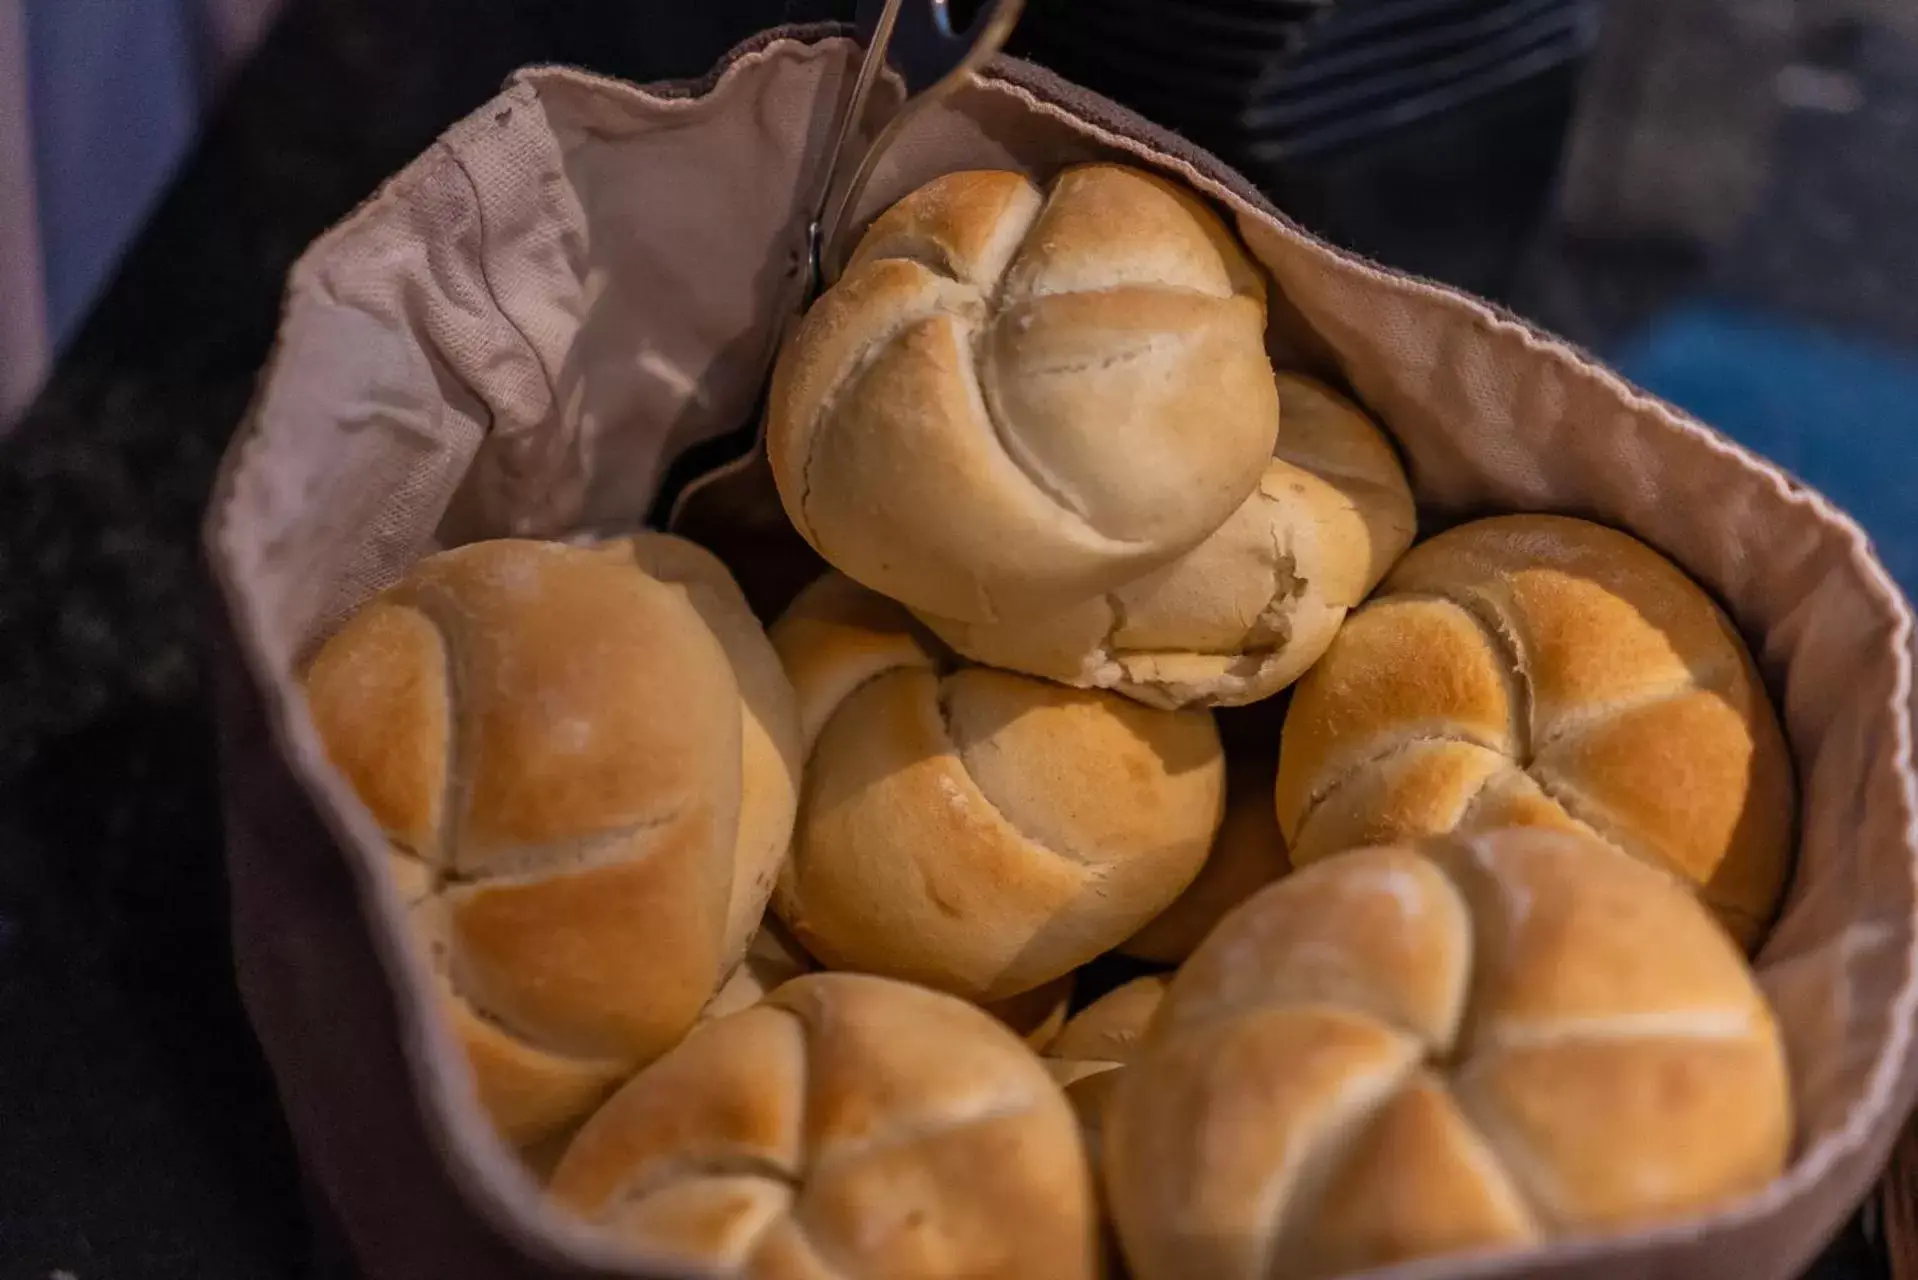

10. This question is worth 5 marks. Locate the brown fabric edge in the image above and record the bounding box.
[508,21,853,103]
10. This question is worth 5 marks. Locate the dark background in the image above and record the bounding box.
[2,1,1914,1277]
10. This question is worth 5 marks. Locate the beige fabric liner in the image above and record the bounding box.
[206,31,1918,1280]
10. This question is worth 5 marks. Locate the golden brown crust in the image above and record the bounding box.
[1122,755,1291,962]
[304,601,450,856]
[305,537,799,1147]
[445,814,731,1061]
[769,165,1280,624]
[1103,830,1793,1280]
[618,534,804,972]
[1042,976,1171,1146]
[1297,1073,1538,1280]
[550,973,1098,1280]
[1047,976,1170,1067]
[848,169,1044,290]
[1275,515,1795,946]
[451,996,630,1151]
[771,574,1224,1002]
[919,375,1415,710]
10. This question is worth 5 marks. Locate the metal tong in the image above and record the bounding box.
[814,0,1028,291]
[665,0,1024,546]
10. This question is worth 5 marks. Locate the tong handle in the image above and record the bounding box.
[817,0,1024,284]
[859,0,1021,96]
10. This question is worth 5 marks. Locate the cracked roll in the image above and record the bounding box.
[921,375,1414,709]
[1104,831,1793,1280]
[549,972,1098,1280]
[303,536,801,1147]
[767,165,1280,625]
[1275,514,1794,948]
[771,572,1225,1002]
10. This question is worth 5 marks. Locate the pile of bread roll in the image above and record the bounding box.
[304,164,1798,1280]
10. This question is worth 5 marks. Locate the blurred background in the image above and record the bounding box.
[1,1,1915,1277]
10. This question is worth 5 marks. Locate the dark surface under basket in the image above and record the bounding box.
[0,1,1913,1277]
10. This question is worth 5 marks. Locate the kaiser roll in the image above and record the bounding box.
[549,972,1098,1280]
[303,536,800,1146]
[1274,514,1794,947]
[767,165,1281,624]
[1042,975,1170,1149]
[1104,830,1793,1280]
[771,572,1225,1002]
[920,375,1414,708]
[1121,753,1291,963]
[630,534,804,971]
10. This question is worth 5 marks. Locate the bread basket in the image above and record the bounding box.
[203,25,1918,1280]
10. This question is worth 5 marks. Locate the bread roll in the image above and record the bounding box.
[700,919,815,1024]
[1275,514,1794,947]
[768,165,1280,624]
[1104,831,1792,1280]
[772,573,1225,1001]
[550,973,1098,1280]
[1121,754,1290,963]
[625,535,803,973]
[1043,976,1170,1149]
[707,918,1074,1049]
[304,536,801,1146]
[921,375,1414,708]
